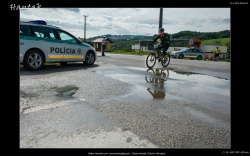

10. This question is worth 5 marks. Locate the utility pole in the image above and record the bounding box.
[159,8,163,29]
[83,15,87,41]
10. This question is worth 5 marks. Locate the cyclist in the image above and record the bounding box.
[150,28,170,60]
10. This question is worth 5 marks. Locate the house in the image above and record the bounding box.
[78,38,94,47]
[91,38,113,52]
[132,41,152,52]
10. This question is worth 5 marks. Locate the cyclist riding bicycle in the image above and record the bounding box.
[150,28,170,60]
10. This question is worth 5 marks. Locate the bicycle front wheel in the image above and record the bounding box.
[146,53,156,68]
[161,53,170,67]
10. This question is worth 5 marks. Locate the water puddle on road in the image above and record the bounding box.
[54,85,79,96]
[95,66,230,113]
[172,70,229,80]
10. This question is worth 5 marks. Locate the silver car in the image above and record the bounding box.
[171,48,205,60]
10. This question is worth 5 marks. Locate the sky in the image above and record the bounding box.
[20,8,230,38]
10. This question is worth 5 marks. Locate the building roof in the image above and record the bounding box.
[92,38,113,43]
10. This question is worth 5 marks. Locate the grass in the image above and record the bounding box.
[202,38,230,46]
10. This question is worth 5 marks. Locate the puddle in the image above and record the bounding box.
[95,67,230,113]
[172,70,228,80]
[54,85,78,96]
[172,70,201,76]
[101,68,170,100]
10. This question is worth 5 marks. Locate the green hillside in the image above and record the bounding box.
[202,38,230,46]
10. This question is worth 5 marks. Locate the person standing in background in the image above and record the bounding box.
[214,47,220,61]
[102,37,107,56]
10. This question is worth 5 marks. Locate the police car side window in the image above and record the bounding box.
[20,25,31,36]
[56,30,78,44]
[32,27,56,39]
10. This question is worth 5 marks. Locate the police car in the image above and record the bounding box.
[170,48,205,60]
[20,20,97,70]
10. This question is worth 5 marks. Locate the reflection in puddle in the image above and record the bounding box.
[145,68,169,100]
[172,70,228,80]
[55,85,78,96]
[172,70,201,76]
[147,88,165,100]
[145,68,169,84]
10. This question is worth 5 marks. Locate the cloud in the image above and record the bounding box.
[20,8,230,38]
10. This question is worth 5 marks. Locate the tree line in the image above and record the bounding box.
[111,30,230,50]
[170,30,230,40]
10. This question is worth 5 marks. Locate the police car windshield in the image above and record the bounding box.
[179,48,189,51]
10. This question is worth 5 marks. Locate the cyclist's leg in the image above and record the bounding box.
[162,45,169,56]
[156,45,162,58]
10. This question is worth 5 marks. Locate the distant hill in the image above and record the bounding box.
[88,30,230,41]
[171,30,230,40]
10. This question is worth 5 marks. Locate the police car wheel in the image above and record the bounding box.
[197,55,202,60]
[178,54,184,59]
[84,51,95,65]
[23,50,44,70]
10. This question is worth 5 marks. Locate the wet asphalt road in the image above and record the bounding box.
[20,52,230,148]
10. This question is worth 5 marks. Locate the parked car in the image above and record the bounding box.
[170,48,205,60]
[20,20,97,70]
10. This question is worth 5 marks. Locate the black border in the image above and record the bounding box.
[11,0,249,155]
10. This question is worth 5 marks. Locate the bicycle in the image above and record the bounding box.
[146,45,170,68]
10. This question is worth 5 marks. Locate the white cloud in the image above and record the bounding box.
[20,8,230,38]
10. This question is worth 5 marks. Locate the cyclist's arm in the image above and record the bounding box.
[152,35,159,44]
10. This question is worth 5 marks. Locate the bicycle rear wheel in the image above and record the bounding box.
[146,53,156,68]
[161,53,170,67]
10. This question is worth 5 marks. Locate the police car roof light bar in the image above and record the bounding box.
[28,20,47,25]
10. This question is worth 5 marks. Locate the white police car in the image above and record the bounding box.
[20,20,97,70]
[170,48,205,60]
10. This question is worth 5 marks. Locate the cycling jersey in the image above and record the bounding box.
[152,33,170,46]
[215,48,220,54]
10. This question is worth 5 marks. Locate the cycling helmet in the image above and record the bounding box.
[159,28,164,32]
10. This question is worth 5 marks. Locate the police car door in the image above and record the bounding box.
[55,30,84,62]
[188,49,196,58]
[184,49,191,58]
[32,26,63,62]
